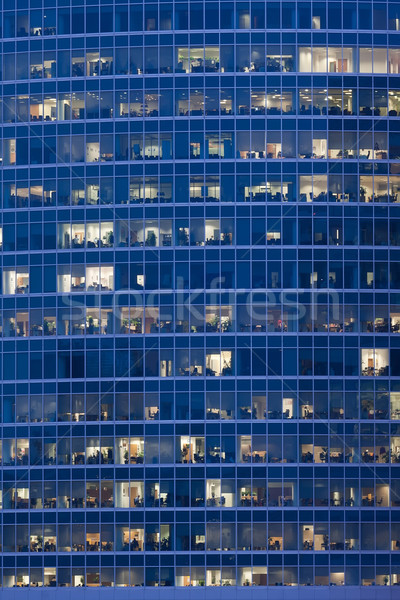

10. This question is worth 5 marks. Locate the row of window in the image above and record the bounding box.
[0,565,399,589]
[3,46,400,80]
[3,177,400,209]
[2,432,400,466]
[2,260,400,294]
[3,175,400,208]
[3,303,400,338]
[0,212,397,237]
[2,345,400,379]
[1,389,399,422]
[4,214,400,252]
[4,88,400,123]
[1,477,400,510]
[3,2,400,37]
[51,217,400,248]
[2,132,400,166]
[1,518,400,557]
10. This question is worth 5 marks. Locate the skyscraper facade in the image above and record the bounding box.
[1,0,400,596]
